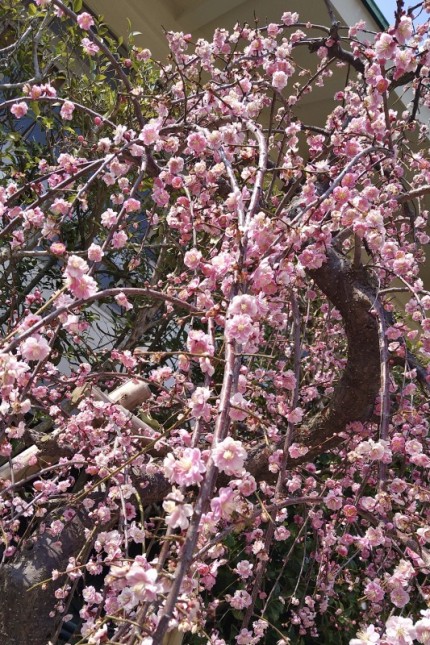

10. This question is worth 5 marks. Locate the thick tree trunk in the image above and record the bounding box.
[0,510,89,645]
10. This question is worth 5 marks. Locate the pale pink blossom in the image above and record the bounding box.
[395,16,413,44]
[187,131,207,154]
[228,294,259,318]
[87,243,104,262]
[226,589,252,610]
[210,487,239,520]
[187,329,214,356]
[140,121,160,145]
[163,448,206,486]
[20,335,51,362]
[126,560,159,601]
[66,275,98,299]
[111,230,128,248]
[10,102,28,119]
[50,242,66,256]
[229,392,249,421]
[124,198,140,213]
[77,12,94,30]
[65,255,89,279]
[350,624,380,645]
[189,387,211,421]
[235,560,253,579]
[101,208,117,228]
[415,615,430,644]
[272,70,289,90]
[364,580,385,602]
[60,100,75,120]
[384,615,415,643]
[225,314,256,346]
[212,437,247,476]
[184,248,202,269]
[81,37,99,56]
[163,487,193,530]
[288,443,309,459]
[115,292,133,310]
[281,11,299,25]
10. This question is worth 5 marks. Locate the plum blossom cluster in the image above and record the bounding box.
[1,1,430,644]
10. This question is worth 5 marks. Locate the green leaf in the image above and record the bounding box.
[28,3,37,15]
[73,0,83,12]
[30,101,40,117]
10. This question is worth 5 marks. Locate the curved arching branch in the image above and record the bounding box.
[297,247,381,459]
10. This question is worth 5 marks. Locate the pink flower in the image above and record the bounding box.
[10,102,28,119]
[390,585,410,609]
[189,387,211,421]
[50,198,70,216]
[187,132,207,154]
[226,589,252,610]
[212,437,247,476]
[81,38,99,56]
[77,12,94,30]
[350,625,380,645]
[225,314,255,346]
[87,244,104,262]
[228,294,258,318]
[184,248,202,269]
[415,615,430,644]
[288,443,309,459]
[124,198,140,213]
[50,242,66,256]
[65,255,89,279]
[140,121,160,145]
[235,560,253,579]
[187,329,214,356]
[115,292,133,310]
[210,487,239,520]
[281,11,299,25]
[385,616,415,643]
[163,487,193,530]
[111,230,128,248]
[395,15,413,44]
[364,580,385,602]
[274,526,291,541]
[374,33,396,61]
[272,70,289,90]
[229,392,249,421]
[60,100,75,120]
[20,335,51,362]
[66,275,98,299]
[101,208,117,228]
[163,448,206,486]
[126,561,159,601]
[286,407,303,424]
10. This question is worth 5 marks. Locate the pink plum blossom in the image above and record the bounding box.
[20,335,51,362]
[229,392,249,421]
[189,387,211,420]
[87,244,104,262]
[163,487,193,529]
[81,38,99,56]
[212,437,247,476]
[10,102,28,119]
[187,329,214,356]
[77,12,94,30]
[163,448,206,486]
[60,100,75,120]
